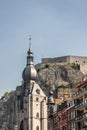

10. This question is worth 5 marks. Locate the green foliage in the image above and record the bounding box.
[1,92,9,99]
[55,85,59,90]
[36,64,50,73]
[44,64,50,68]
[70,63,80,70]
[58,83,71,88]
[57,83,65,88]
[37,68,41,73]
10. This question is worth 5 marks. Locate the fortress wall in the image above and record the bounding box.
[69,56,87,64]
[41,56,87,74]
[69,56,87,74]
[80,64,87,74]
[42,56,87,65]
[42,56,70,64]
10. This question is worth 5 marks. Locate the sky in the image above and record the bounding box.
[0,0,87,98]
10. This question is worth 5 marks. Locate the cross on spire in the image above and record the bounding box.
[29,35,32,49]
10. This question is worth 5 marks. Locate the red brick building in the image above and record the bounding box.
[67,99,76,130]
[53,111,58,130]
[48,101,68,130]
[57,102,68,130]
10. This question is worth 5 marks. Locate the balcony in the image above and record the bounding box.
[79,126,87,130]
[75,98,87,109]
[76,86,87,99]
[76,112,87,122]
[79,128,87,130]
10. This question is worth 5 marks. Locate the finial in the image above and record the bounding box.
[29,35,32,49]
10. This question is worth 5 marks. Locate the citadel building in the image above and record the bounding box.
[42,55,87,74]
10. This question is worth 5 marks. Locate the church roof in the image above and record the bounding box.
[22,42,37,82]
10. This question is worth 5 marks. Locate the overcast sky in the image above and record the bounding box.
[0,0,87,98]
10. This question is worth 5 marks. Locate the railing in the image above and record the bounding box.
[76,86,87,96]
[75,98,87,109]
[76,112,87,121]
[79,127,87,130]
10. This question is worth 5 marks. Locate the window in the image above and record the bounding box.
[36,125,39,130]
[36,97,39,101]
[20,120,24,130]
[36,112,39,118]
[36,89,40,94]
[20,99,23,110]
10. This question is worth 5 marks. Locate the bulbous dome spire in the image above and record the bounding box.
[22,45,37,82]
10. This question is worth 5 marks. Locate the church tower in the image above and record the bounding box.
[20,43,48,130]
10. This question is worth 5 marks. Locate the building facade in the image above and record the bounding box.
[48,101,68,130]
[16,47,48,130]
[0,47,48,130]
[67,99,76,130]
[57,102,68,130]
[75,80,87,130]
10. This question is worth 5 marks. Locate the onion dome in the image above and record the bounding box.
[22,48,37,82]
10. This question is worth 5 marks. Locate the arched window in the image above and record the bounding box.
[36,97,39,101]
[36,112,39,118]
[36,125,39,130]
[20,120,24,130]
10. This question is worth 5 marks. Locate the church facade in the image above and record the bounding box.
[0,47,48,130]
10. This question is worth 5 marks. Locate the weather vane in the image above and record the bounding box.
[29,35,32,49]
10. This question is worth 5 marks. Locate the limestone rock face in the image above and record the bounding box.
[0,91,15,130]
[36,63,84,97]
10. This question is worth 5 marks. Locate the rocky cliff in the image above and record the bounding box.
[36,62,84,97]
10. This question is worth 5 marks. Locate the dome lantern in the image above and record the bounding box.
[22,37,37,82]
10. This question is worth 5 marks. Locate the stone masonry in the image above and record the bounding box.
[42,55,87,74]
